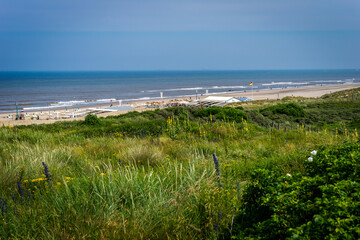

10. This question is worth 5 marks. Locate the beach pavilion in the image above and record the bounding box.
[199,96,241,107]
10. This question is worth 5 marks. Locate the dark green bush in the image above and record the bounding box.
[230,142,360,239]
[83,114,101,125]
[214,107,247,122]
[194,106,247,122]
[261,102,306,118]
[111,120,166,136]
[194,106,223,118]
[246,110,271,127]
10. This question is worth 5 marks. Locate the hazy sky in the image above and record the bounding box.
[0,0,359,70]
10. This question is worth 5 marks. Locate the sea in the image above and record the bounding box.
[0,70,359,113]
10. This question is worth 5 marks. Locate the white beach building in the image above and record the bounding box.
[199,96,241,107]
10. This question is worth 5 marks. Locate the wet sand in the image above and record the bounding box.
[1,83,359,127]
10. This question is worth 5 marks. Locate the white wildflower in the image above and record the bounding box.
[286,173,291,177]
[307,157,313,162]
[310,150,317,155]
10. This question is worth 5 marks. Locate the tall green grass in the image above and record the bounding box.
[0,98,359,239]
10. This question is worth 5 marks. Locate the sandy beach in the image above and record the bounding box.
[1,83,359,127]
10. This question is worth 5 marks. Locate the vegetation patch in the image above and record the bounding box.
[261,102,306,118]
[231,142,360,239]
[322,87,360,100]
[0,94,359,239]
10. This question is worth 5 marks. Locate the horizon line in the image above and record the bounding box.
[0,68,359,73]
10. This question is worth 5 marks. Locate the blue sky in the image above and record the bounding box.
[0,0,359,70]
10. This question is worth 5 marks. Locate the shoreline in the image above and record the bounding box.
[1,83,360,127]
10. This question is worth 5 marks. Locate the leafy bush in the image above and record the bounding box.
[245,110,271,127]
[195,106,224,118]
[84,114,101,125]
[231,142,360,239]
[235,106,245,111]
[214,107,247,122]
[261,102,306,118]
[194,106,247,122]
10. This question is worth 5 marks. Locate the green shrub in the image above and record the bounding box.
[231,142,360,239]
[245,110,271,127]
[214,107,247,122]
[195,106,223,118]
[194,106,247,122]
[84,114,101,125]
[261,102,306,118]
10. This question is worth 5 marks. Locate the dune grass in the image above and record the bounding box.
[0,97,359,239]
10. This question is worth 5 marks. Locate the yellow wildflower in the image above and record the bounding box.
[31,178,46,182]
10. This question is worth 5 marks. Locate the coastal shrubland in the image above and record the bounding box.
[231,142,360,239]
[0,93,359,239]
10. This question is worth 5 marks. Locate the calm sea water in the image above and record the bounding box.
[0,70,359,112]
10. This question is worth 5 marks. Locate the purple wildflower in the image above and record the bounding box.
[212,154,223,187]
[11,194,17,205]
[17,182,24,197]
[28,190,32,203]
[0,198,8,214]
[213,223,219,234]
[42,162,52,182]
